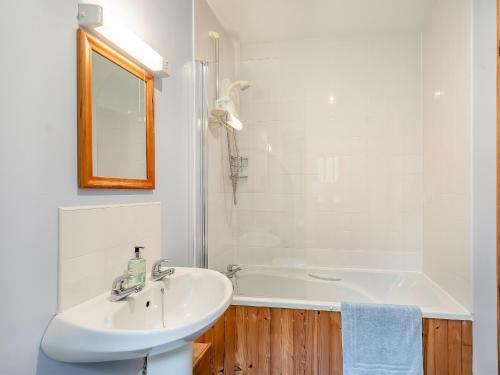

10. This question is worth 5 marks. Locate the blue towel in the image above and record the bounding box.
[341,302,423,375]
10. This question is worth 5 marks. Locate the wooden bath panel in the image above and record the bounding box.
[196,306,472,375]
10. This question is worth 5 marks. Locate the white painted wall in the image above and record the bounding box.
[206,0,433,43]
[472,0,498,372]
[0,0,193,373]
[422,0,472,311]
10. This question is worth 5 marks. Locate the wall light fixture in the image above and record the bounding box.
[78,3,170,78]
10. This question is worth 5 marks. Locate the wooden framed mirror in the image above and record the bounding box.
[77,29,155,189]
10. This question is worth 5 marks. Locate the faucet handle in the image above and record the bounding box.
[111,271,131,292]
[151,259,176,281]
[152,258,169,272]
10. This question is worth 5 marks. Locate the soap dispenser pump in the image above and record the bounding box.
[128,246,146,288]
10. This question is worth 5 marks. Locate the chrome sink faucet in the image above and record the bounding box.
[110,272,143,302]
[151,259,175,281]
[223,264,242,279]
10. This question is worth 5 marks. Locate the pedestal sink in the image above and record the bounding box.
[42,267,233,374]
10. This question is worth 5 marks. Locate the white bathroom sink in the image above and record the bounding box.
[42,267,232,371]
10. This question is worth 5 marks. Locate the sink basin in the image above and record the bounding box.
[42,267,233,374]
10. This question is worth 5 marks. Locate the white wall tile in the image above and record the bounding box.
[59,203,161,311]
[234,33,424,271]
[200,8,471,314]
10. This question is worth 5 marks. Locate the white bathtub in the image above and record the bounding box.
[231,266,471,320]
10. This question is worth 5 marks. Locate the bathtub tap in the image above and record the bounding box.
[223,264,242,279]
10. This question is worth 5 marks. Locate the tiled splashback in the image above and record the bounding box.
[234,34,423,270]
[58,203,161,311]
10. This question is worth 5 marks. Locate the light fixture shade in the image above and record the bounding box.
[78,4,170,78]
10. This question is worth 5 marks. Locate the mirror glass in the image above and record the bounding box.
[91,51,147,179]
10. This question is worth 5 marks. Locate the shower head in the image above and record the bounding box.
[223,80,251,97]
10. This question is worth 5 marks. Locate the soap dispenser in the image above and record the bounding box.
[128,246,146,288]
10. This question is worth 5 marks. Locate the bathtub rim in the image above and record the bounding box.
[229,264,472,321]
[231,296,472,321]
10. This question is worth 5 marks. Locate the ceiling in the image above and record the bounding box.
[206,0,433,44]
